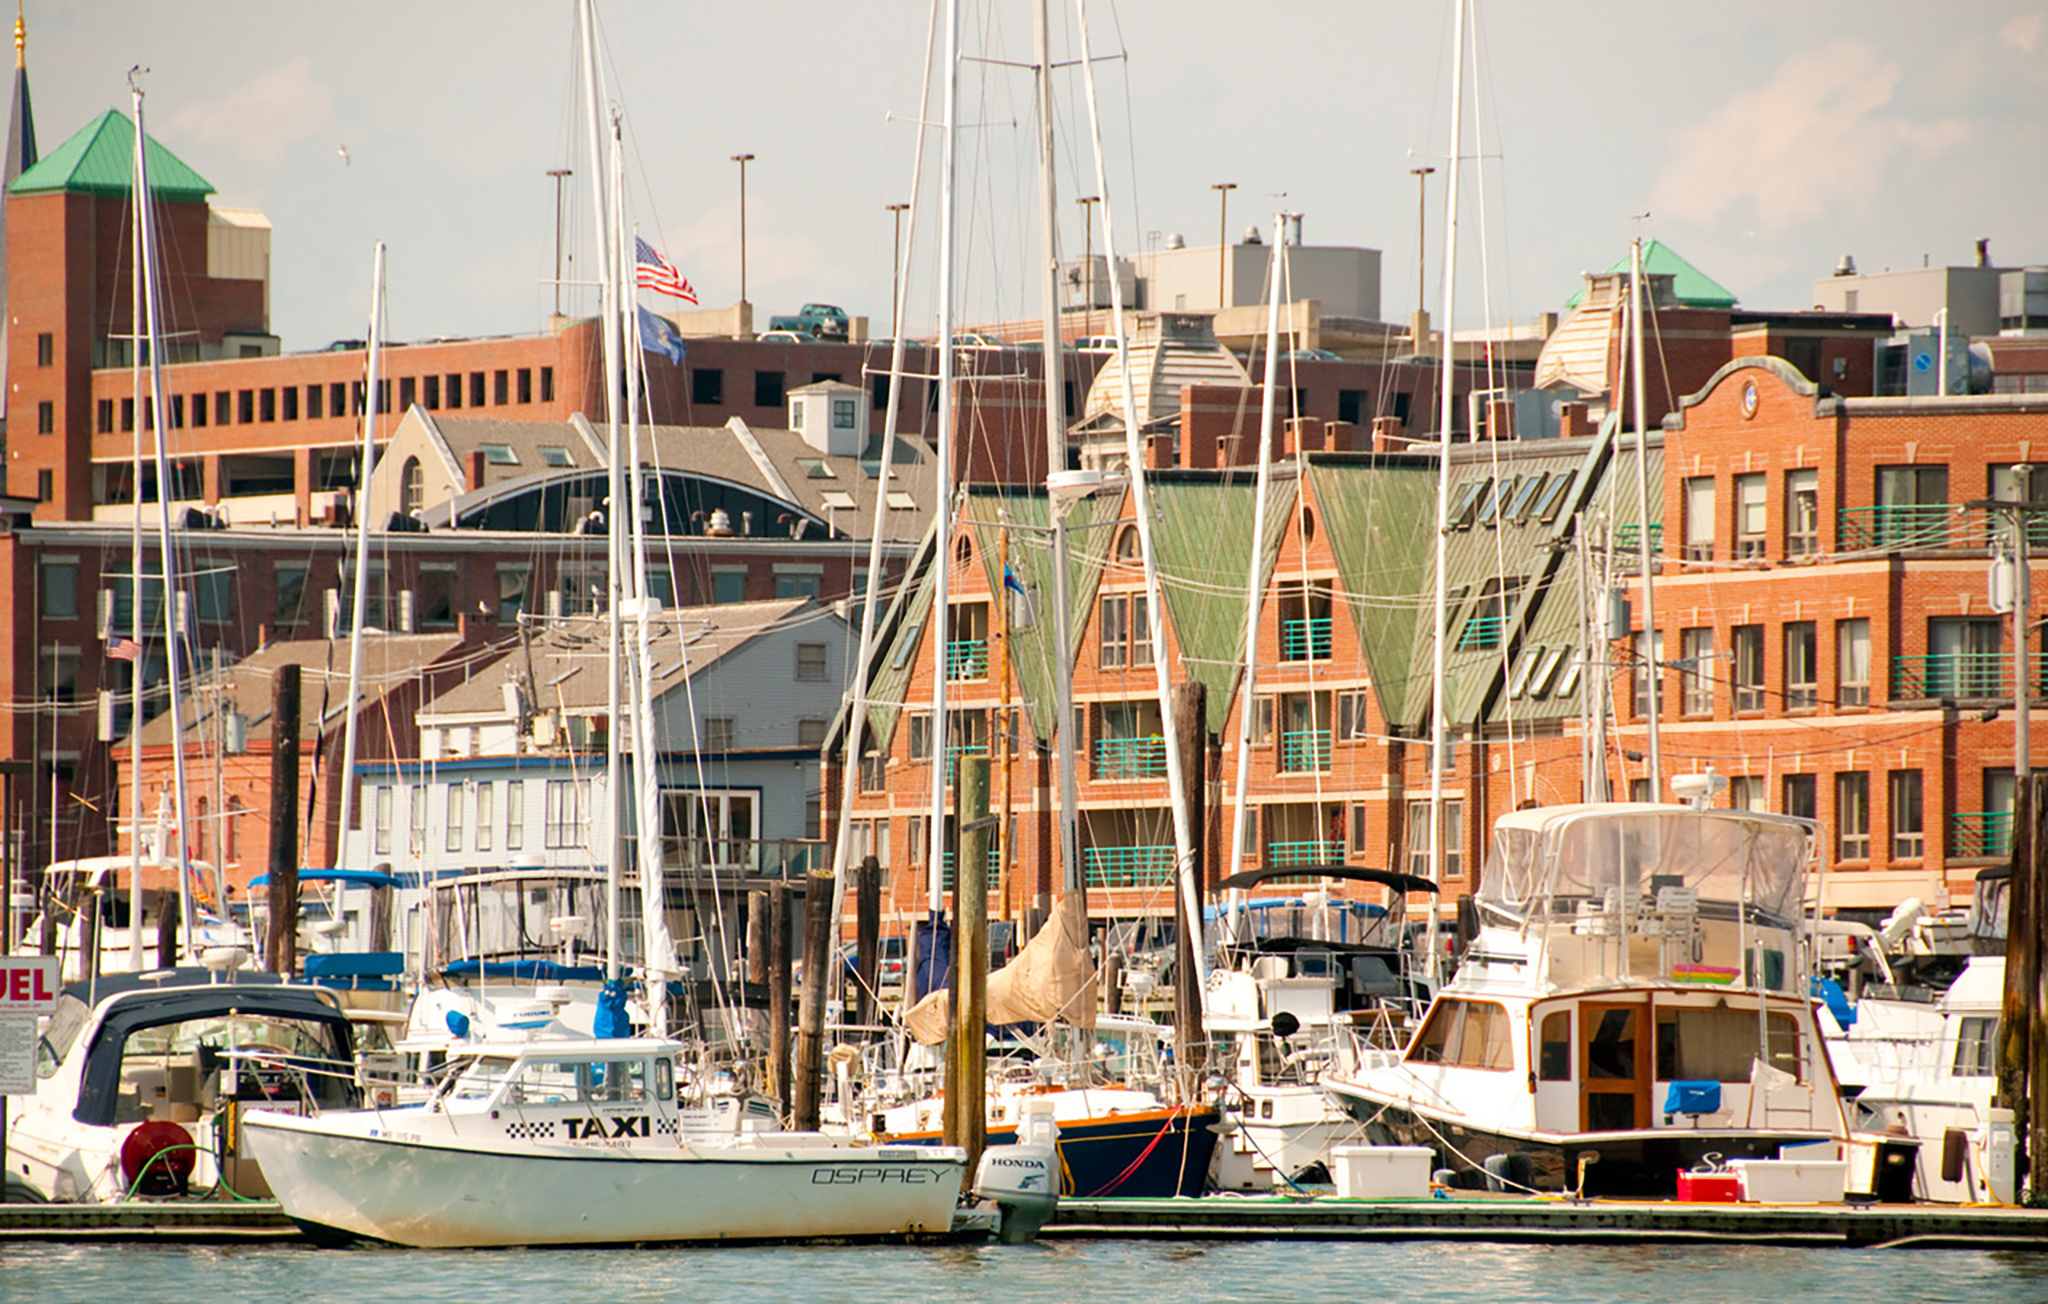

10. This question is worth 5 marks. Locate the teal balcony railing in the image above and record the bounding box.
[1837,504,1986,552]
[1281,617,1333,661]
[1279,729,1331,773]
[1267,839,1342,867]
[1949,811,2013,860]
[1083,845,1176,888]
[943,744,989,784]
[945,639,989,680]
[939,847,1000,892]
[1892,653,2014,700]
[1093,735,1167,779]
[1613,521,1662,555]
[1456,614,1505,651]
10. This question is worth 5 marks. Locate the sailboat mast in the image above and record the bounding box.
[577,0,624,980]
[1033,0,1082,912]
[1223,213,1290,918]
[133,82,203,952]
[1074,0,1207,999]
[924,0,958,912]
[126,105,145,969]
[1426,0,1468,973]
[1629,236,1660,795]
[335,242,385,865]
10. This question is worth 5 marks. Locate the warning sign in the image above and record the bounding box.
[0,957,57,1095]
[0,1016,34,1095]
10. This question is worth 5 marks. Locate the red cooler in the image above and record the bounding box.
[1677,1169,1741,1203]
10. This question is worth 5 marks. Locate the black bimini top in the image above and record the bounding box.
[1214,864,1439,895]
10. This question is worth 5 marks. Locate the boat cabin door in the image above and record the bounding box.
[1579,999,1650,1132]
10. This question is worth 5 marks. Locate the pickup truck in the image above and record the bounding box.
[768,303,849,341]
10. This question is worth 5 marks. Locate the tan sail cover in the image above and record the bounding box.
[902,896,1098,1045]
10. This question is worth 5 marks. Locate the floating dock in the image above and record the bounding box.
[0,1200,298,1241]
[1048,1194,2048,1251]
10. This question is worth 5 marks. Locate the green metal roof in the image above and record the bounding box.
[1309,458,1438,729]
[859,519,941,752]
[1147,473,1298,734]
[8,108,213,201]
[1561,239,1737,311]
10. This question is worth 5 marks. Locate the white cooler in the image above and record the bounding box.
[1330,1145,1434,1199]
[1727,1157,1849,1203]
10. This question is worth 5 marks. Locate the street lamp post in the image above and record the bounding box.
[886,202,910,340]
[1211,181,1237,309]
[546,168,572,319]
[731,152,756,308]
[1076,195,1100,313]
[1409,165,1435,322]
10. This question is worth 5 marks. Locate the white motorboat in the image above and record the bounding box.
[1320,801,1851,1196]
[6,966,361,1202]
[242,1037,967,1247]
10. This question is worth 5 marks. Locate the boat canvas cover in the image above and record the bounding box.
[1478,803,1807,925]
[903,897,1096,1045]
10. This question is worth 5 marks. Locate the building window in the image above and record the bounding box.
[497,565,531,622]
[445,784,465,853]
[1099,593,1153,669]
[1837,619,1870,706]
[1889,770,1924,860]
[541,367,555,402]
[39,645,81,704]
[1733,624,1764,712]
[1729,776,1766,811]
[1784,773,1817,822]
[41,561,79,619]
[1633,630,1664,719]
[692,368,724,405]
[1784,622,1817,709]
[238,390,255,424]
[216,391,233,426]
[282,386,299,421]
[1457,576,1522,651]
[1405,799,1464,880]
[795,642,829,681]
[543,778,587,849]
[373,785,393,855]
[1784,469,1818,555]
[329,383,347,419]
[409,787,428,855]
[1278,583,1333,661]
[1733,473,1766,559]
[97,398,113,433]
[702,717,736,752]
[1874,464,1949,546]
[907,712,931,761]
[1837,772,1870,860]
[1336,689,1370,742]
[36,400,54,434]
[505,780,524,851]
[1682,477,1714,561]
[261,388,277,422]
[417,566,457,629]
[37,469,51,501]
[797,718,827,749]
[518,368,533,404]
[493,370,510,405]
[754,370,785,407]
[423,375,441,410]
[469,372,487,407]
[475,783,494,853]
[36,331,53,366]
[1679,627,1715,715]
[833,397,858,430]
[1927,617,2003,698]
[400,457,424,517]
[711,569,746,604]
[775,571,822,600]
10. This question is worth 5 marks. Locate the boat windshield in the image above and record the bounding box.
[441,1055,519,1104]
[430,873,615,968]
[1481,806,1808,925]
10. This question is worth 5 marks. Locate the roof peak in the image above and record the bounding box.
[8,105,213,201]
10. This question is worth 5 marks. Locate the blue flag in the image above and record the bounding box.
[638,306,685,365]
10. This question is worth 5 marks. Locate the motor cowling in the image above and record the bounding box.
[120,1119,196,1197]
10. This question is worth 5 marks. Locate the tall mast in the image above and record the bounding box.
[1630,236,1660,795]
[126,83,144,968]
[924,0,958,912]
[1426,0,1468,973]
[1075,0,1206,999]
[335,243,384,868]
[132,80,203,951]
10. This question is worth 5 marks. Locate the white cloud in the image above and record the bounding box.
[2000,14,2042,54]
[1650,40,1970,233]
[164,57,335,168]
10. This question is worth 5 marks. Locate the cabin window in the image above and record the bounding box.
[1406,998,1513,1071]
[1537,1010,1572,1081]
[1654,1007,1802,1083]
[1953,1016,1998,1077]
[655,1056,675,1101]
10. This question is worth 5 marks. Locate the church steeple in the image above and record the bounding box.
[5,0,32,182]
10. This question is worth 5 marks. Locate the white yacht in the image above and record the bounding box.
[1320,801,1849,1196]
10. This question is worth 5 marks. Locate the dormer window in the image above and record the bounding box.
[539,446,573,467]
[482,444,518,466]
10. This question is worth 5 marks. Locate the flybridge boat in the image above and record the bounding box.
[241,1037,968,1247]
[1319,802,1850,1197]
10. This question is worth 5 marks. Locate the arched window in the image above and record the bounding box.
[1114,525,1140,564]
[401,457,424,517]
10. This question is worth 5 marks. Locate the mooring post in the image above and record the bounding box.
[266,663,302,976]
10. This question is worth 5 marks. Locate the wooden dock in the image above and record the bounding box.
[0,1200,299,1242]
[1049,1193,2048,1251]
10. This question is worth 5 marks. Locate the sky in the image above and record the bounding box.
[24,1,2048,352]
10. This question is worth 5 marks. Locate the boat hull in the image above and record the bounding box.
[243,1112,966,1248]
[888,1106,1219,1199]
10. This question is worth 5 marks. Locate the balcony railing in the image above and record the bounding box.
[652,836,827,878]
[1281,617,1333,661]
[1268,839,1342,867]
[1890,653,2047,700]
[1083,844,1176,888]
[1949,811,2013,860]
[1456,614,1505,651]
[943,744,989,784]
[1279,729,1331,773]
[939,847,1000,892]
[1613,521,1662,555]
[945,639,989,680]
[1093,735,1167,779]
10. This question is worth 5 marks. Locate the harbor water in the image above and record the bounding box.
[5,1239,2048,1302]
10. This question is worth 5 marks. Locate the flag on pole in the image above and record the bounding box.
[638,306,686,366]
[108,637,142,662]
[635,236,699,304]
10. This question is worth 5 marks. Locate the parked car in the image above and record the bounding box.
[841,937,907,992]
[1285,347,1343,362]
[1072,335,1119,353]
[757,329,817,344]
[951,332,1004,349]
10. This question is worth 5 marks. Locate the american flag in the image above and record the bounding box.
[108,637,142,662]
[635,236,698,304]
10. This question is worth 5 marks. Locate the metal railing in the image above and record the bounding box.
[1837,504,1983,552]
[1456,614,1505,651]
[1083,844,1176,888]
[1613,521,1662,555]
[1267,839,1342,867]
[1093,735,1168,779]
[654,836,827,878]
[1891,653,2040,700]
[939,847,999,891]
[1281,617,1333,661]
[945,639,989,680]
[943,744,989,784]
[1948,811,2013,860]
[1279,729,1331,772]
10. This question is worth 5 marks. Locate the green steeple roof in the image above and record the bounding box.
[1562,238,1737,311]
[8,108,212,201]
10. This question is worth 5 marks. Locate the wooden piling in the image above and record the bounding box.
[793,869,833,1129]
[265,663,301,976]
[947,755,990,1170]
[855,855,881,1031]
[1172,680,1208,1080]
[2000,775,2040,1190]
[768,883,792,1117]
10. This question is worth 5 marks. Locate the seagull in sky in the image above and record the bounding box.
[336,144,351,166]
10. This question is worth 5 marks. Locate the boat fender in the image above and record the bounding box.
[120,1119,197,1197]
